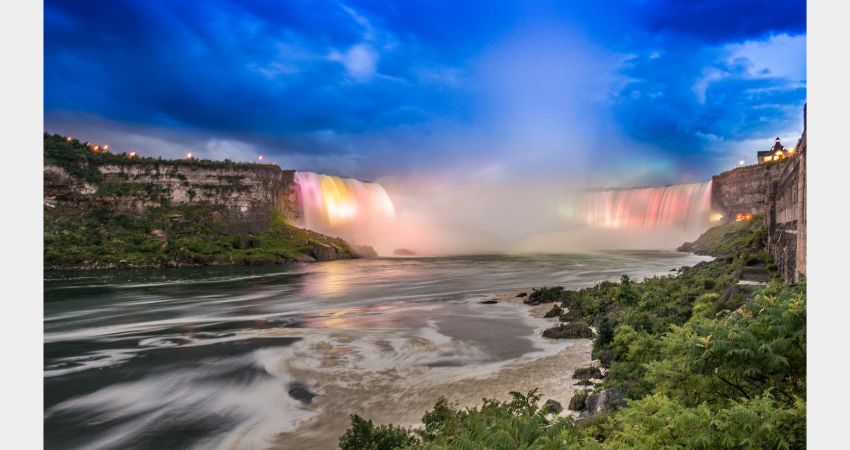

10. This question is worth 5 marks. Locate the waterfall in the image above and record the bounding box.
[559,181,714,235]
[293,172,396,242]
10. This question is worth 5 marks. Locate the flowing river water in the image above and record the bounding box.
[44,252,710,449]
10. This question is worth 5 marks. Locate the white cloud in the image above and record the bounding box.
[329,43,379,81]
[724,33,806,80]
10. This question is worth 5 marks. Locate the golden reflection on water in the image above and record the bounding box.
[302,261,350,297]
[301,304,414,330]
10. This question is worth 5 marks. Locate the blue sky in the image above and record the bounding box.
[45,0,806,186]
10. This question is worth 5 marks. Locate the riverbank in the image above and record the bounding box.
[271,287,594,450]
[337,219,806,449]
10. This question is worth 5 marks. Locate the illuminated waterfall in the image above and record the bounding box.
[559,181,714,234]
[293,172,396,241]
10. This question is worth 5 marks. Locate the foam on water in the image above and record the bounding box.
[44,252,712,449]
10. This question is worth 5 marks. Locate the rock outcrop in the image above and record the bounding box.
[584,389,626,415]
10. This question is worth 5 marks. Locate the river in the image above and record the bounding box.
[44,251,710,449]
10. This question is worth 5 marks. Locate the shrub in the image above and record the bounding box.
[573,366,603,380]
[338,415,416,450]
[542,322,593,339]
[569,390,588,411]
[527,286,564,304]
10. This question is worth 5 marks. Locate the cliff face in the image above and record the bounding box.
[711,161,788,221]
[45,162,301,233]
[43,134,357,268]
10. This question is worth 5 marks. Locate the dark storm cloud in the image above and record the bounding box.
[44,0,806,183]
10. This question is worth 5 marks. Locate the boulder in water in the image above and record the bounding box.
[542,399,563,414]
[516,292,528,298]
[479,300,498,305]
[542,322,593,339]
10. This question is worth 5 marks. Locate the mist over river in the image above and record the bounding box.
[44,252,710,449]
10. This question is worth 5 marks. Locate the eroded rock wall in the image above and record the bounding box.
[711,161,788,220]
[44,162,301,233]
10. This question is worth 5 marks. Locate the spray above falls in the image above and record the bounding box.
[559,181,714,234]
[293,172,396,247]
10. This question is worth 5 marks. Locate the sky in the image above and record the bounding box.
[44,0,806,188]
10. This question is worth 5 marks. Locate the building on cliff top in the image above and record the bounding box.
[758,137,796,163]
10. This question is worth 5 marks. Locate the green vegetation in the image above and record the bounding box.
[45,206,353,268]
[677,216,764,256]
[339,220,806,449]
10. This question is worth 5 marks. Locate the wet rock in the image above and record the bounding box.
[569,390,588,411]
[165,260,179,268]
[676,241,695,252]
[292,253,317,263]
[559,308,583,322]
[543,304,563,318]
[288,382,317,404]
[584,389,626,415]
[524,286,564,305]
[542,399,563,414]
[352,244,378,258]
[573,366,603,380]
[310,243,339,261]
[479,300,498,305]
[573,380,594,386]
[516,292,528,298]
[542,322,593,339]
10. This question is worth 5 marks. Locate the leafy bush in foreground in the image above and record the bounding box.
[339,415,417,450]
